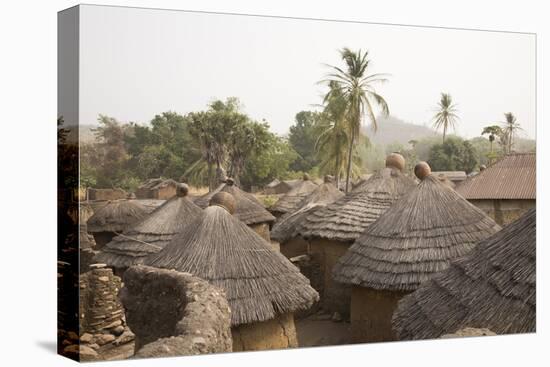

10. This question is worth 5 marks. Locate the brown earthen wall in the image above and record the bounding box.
[280,236,309,259]
[249,223,271,242]
[350,286,409,343]
[231,313,298,352]
[308,239,351,316]
[155,186,177,200]
[469,199,535,226]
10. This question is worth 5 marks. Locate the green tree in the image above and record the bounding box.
[288,111,322,172]
[314,81,350,187]
[432,93,459,142]
[323,48,390,192]
[428,137,478,173]
[91,115,131,188]
[240,135,298,189]
[481,125,503,163]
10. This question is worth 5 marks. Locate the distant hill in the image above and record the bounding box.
[362,115,439,147]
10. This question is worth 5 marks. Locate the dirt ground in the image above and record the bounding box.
[295,313,354,347]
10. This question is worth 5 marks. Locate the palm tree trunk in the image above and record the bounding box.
[443,125,447,142]
[207,162,213,192]
[335,154,341,190]
[345,132,355,193]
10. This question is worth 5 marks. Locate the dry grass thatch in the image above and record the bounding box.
[79,223,96,249]
[94,190,204,268]
[145,198,319,327]
[194,181,275,225]
[271,179,345,243]
[333,174,501,291]
[269,177,318,215]
[87,200,149,233]
[392,209,535,340]
[297,167,416,242]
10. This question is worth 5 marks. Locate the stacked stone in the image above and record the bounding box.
[83,264,125,334]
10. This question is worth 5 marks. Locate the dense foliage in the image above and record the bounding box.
[79,99,303,191]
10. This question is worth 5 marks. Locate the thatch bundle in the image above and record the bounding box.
[393,209,535,340]
[333,164,501,291]
[297,157,416,242]
[194,179,275,226]
[271,177,345,243]
[269,174,318,216]
[145,192,319,326]
[87,199,148,234]
[94,184,203,268]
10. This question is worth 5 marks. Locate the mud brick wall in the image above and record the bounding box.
[79,264,124,334]
[231,313,298,352]
[120,266,232,357]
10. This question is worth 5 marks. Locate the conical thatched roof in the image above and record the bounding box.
[269,174,318,215]
[333,162,501,291]
[271,177,345,243]
[194,179,275,225]
[87,199,149,233]
[392,209,535,340]
[79,223,96,249]
[145,192,319,326]
[94,184,203,268]
[297,155,416,242]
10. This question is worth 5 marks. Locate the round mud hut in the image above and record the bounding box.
[296,154,416,316]
[271,175,345,259]
[145,192,319,352]
[94,184,203,270]
[87,199,149,249]
[269,174,318,218]
[194,178,275,242]
[392,208,535,340]
[333,162,501,343]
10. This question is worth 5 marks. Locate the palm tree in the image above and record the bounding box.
[501,112,522,154]
[322,48,389,193]
[481,125,502,154]
[432,93,459,142]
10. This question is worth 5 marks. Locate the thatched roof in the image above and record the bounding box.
[194,180,275,225]
[87,199,149,233]
[138,178,178,191]
[392,209,535,340]
[297,156,416,242]
[94,184,203,268]
[271,178,345,243]
[145,192,319,326]
[333,163,501,291]
[269,175,319,215]
[79,223,96,249]
[265,178,281,188]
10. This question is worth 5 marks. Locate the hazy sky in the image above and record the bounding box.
[79,5,536,139]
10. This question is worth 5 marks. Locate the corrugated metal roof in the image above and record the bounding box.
[456,153,536,200]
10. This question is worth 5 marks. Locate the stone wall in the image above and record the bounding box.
[309,239,352,317]
[350,286,409,343]
[79,264,125,334]
[231,313,298,352]
[249,222,271,242]
[120,266,232,357]
[469,199,535,226]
